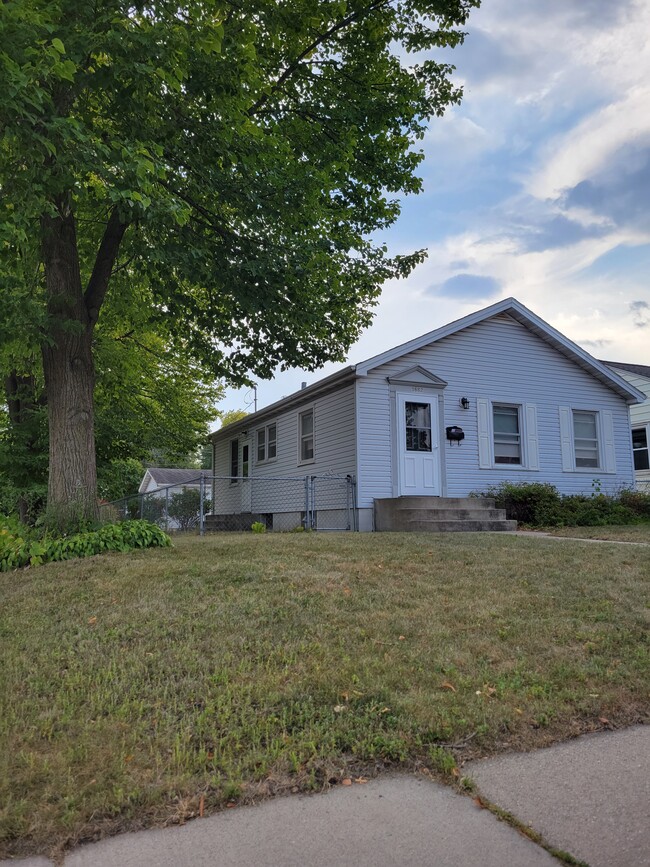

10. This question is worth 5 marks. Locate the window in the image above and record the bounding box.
[256,423,277,462]
[573,410,599,468]
[299,409,314,462]
[493,405,521,464]
[632,427,649,471]
[242,444,249,478]
[405,401,432,452]
[230,439,238,483]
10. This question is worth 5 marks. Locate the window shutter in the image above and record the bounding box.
[524,404,540,470]
[477,398,491,468]
[601,411,616,473]
[558,407,573,471]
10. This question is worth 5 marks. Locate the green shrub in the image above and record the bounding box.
[473,482,562,525]
[618,489,650,519]
[471,482,649,528]
[0,518,171,573]
[168,488,208,531]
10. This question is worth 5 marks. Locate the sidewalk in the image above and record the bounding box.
[6,726,649,867]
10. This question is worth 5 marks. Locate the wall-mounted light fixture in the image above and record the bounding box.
[460,397,470,410]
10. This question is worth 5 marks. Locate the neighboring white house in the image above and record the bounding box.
[138,467,204,495]
[602,361,650,491]
[138,468,206,530]
[209,298,644,531]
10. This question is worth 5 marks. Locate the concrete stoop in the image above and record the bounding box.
[374,496,516,532]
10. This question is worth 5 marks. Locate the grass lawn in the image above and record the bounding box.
[545,524,650,543]
[1,531,648,858]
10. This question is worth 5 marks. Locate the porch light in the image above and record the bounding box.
[460,397,470,409]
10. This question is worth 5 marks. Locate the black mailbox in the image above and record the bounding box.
[446,425,465,443]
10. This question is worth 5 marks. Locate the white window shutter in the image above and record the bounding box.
[477,398,491,468]
[601,411,616,473]
[524,404,540,470]
[558,407,574,471]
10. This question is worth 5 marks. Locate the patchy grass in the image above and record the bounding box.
[1,532,648,858]
[546,525,650,543]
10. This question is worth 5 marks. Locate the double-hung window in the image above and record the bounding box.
[573,410,599,468]
[299,409,314,462]
[256,423,277,463]
[632,427,649,471]
[493,405,521,465]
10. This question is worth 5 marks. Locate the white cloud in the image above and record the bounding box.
[529,87,650,200]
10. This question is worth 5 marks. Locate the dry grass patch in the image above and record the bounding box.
[545,524,650,543]
[1,531,648,859]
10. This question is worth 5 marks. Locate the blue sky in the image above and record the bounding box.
[219,0,650,420]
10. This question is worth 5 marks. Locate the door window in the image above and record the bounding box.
[405,402,432,452]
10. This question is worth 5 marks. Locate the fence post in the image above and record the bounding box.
[165,486,169,533]
[199,474,205,536]
[346,474,352,531]
[304,475,310,529]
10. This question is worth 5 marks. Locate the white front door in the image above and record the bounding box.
[397,393,441,496]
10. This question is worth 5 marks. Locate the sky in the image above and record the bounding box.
[217,0,650,423]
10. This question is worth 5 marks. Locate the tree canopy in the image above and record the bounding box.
[0,0,478,523]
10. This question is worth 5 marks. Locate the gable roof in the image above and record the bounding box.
[211,298,645,441]
[601,360,650,380]
[139,467,204,494]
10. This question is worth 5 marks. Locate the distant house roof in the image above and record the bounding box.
[211,297,646,442]
[601,360,650,379]
[139,467,204,494]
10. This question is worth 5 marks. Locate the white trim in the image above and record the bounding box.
[559,407,574,471]
[297,405,316,465]
[477,398,491,469]
[355,297,644,404]
[477,400,540,471]
[558,407,617,474]
[255,422,277,464]
[632,423,650,473]
[395,391,442,496]
[601,411,616,474]
[524,403,540,471]
[492,402,524,467]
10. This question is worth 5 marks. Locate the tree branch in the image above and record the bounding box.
[247,0,393,117]
[85,208,129,327]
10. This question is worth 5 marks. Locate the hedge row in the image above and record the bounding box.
[472,482,650,527]
[0,518,171,573]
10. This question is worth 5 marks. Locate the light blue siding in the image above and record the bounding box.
[214,384,356,481]
[356,314,636,506]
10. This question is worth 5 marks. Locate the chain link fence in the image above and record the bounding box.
[100,474,357,533]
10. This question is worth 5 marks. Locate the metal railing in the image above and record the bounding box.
[100,473,357,533]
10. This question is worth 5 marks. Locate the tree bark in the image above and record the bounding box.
[41,203,99,527]
[40,201,128,528]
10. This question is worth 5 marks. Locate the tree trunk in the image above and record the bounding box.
[41,205,99,527]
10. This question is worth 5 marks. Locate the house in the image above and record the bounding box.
[138,467,204,495]
[601,361,650,491]
[209,298,644,531]
[138,468,206,530]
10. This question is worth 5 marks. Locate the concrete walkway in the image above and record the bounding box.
[509,530,650,546]
[5,727,649,867]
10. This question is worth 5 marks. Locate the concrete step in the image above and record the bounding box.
[374,497,513,532]
[394,508,508,522]
[391,496,496,510]
[401,519,517,533]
